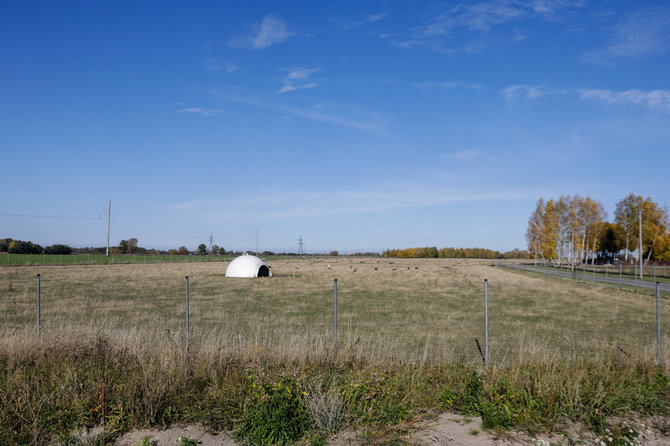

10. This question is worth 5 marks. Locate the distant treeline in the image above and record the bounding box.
[381,246,528,259]
[0,238,73,255]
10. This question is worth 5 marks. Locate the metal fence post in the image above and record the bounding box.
[634,264,638,293]
[605,264,608,285]
[36,274,41,339]
[657,282,661,367]
[185,276,190,352]
[485,279,489,366]
[619,264,622,290]
[593,264,596,283]
[333,278,338,357]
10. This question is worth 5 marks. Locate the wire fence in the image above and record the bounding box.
[504,262,670,296]
[1,262,667,367]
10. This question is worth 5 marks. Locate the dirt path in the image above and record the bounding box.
[113,413,669,445]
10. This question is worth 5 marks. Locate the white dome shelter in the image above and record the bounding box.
[225,254,272,278]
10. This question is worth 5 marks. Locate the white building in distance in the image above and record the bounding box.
[225,254,272,278]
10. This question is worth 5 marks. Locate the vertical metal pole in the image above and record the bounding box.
[333,278,338,356]
[657,282,661,367]
[639,208,643,278]
[606,265,608,285]
[106,199,111,256]
[619,264,622,290]
[185,276,190,352]
[635,264,638,293]
[36,274,41,339]
[484,279,489,366]
[654,266,656,283]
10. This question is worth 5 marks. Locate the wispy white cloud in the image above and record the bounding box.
[446,150,486,161]
[501,84,567,100]
[178,107,223,116]
[412,81,483,90]
[368,13,388,22]
[215,88,390,136]
[277,67,321,94]
[578,89,670,109]
[583,7,670,65]
[329,12,388,29]
[391,0,583,53]
[502,84,670,110]
[278,83,319,94]
[328,14,363,30]
[228,14,295,50]
[283,67,320,80]
[171,183,531,223]
[204,57,241,73]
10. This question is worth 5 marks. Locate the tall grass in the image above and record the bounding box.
[1,258,668,444]
[0,330,667,444]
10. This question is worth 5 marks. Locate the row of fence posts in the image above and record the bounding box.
[551,262,661,295]
[32,274,661,366]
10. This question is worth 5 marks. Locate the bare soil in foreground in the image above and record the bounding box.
[109,413,670,446]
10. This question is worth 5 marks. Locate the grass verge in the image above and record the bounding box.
[0,334,667,445]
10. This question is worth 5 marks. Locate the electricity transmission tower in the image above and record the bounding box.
[297,235,305,255]
[207,233,214,252]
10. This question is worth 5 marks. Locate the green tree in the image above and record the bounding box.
[0,238,13,252]
[178,246,189,255]
[118,240,130,254]
[8,240,43,254]
[44,244,73,255]
[128,238,138,254]
[596,222,623,261]
[198,244,207,255]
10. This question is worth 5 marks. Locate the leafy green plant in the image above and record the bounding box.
[133,436,157,446]
[233,375,310,445]
[178,436,200,446]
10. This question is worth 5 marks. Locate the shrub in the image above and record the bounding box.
[45,244,73,255]
[234,375,310,445]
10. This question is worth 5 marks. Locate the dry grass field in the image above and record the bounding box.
[2,257,667,366]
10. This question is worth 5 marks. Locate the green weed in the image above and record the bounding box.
[233,374,310,445]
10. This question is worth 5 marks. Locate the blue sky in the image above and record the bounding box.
[2,1,669,253]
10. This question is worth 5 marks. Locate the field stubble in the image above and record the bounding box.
[1,257,667,366]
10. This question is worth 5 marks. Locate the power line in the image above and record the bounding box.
[0,200,98,212]
[0,212,101,220]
